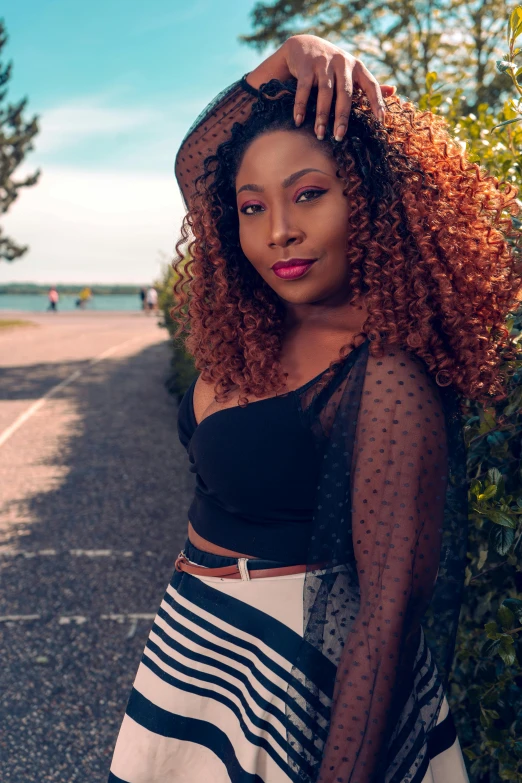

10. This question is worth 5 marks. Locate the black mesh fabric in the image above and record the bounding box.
[174,78,468,782]
[288,337,468,782]
[174,74,258,212]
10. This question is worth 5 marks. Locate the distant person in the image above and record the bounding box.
[139,287,147,311]
[75,287,92,309]
[47,287,59,312]
[145,286,158,315]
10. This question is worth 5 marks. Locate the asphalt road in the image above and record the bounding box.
[0,311,195,782]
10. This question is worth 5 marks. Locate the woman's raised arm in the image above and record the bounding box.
[174,35,395,210]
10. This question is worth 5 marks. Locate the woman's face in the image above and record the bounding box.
[235,129,354,311]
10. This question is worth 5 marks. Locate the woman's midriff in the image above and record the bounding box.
[187,520,261,559]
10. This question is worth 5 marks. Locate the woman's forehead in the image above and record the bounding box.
[236,129,336,183]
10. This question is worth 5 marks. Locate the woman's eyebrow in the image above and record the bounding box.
[236,168,329,195]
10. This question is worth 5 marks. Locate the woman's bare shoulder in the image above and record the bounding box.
[193,374,239,424]
[193,375,214,424]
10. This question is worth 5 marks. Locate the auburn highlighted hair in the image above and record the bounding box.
[171,78,522,407]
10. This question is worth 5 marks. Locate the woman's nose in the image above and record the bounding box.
[268,212,305,249]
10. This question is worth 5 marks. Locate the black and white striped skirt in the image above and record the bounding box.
[108,540,469,783]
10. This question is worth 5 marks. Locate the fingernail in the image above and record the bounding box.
[334,125,346,142]
[316,124,325,140]
[295,113,303,126]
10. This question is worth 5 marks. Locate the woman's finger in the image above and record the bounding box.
[332,61,353,142]
[353,60,387,123]
[313,64,335,140]
[293,69,314,127]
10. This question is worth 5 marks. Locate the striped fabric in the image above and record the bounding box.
[108,567,469,783]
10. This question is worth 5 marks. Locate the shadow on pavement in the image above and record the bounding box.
[0,359,94,400]
[0,342,195,782]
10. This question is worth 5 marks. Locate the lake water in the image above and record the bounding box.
[0,294,144,312]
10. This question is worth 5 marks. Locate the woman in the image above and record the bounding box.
[108,35,522,783]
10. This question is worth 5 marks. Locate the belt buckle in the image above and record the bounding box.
[175,551,189,572]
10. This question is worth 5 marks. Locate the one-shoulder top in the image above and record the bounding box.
[176,367,334,562]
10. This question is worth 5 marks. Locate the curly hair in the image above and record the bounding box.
[171,77,522,407]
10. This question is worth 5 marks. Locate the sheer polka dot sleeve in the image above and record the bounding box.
[315,346,452,782]
[174,74,259,211]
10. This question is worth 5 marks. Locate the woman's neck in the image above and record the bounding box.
[283,294,369,341]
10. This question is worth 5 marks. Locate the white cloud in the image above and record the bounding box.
[33,97,163,156]
[0,164,187,284]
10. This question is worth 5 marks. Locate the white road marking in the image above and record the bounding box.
[0,335,150,449]
[101,613,156,622]
[69,549,132,557]
[0,612,156,624]
[0,549,158,558]
[0,369,81,449]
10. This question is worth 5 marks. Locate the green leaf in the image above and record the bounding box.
[487,468,503,488]
[485,510,517,528]
[429,93,443,108]
[493,117,522,131]
[499,635,517,666]
[483,638,502,657]
[485,620,500,637]
[497,60,516,74]
[478,548,489,569]
[480,410,497,433]
[492,525,515,555]
[503,598,522,621]
[512,8,522,40]
[480,705,500,728]
[470,479,482,496]
[498,605,515,629]
[426,71,438,90]
[479,484,498,501]
[515,20,522,41]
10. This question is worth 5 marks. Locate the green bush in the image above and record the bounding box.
[419,11,522,780]
[156,259,197,402]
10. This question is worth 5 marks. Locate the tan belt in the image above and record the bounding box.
[174,552,312,581]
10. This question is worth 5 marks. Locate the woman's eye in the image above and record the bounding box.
[296,188,327,203]
[240,203,262,216]
[240,188,327,216]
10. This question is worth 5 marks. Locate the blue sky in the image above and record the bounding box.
[0,0,277,284]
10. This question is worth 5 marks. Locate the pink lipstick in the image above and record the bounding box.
[272,258,317,280]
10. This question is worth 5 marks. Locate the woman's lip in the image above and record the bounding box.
[272,261,316,279]
[272,258,317,270]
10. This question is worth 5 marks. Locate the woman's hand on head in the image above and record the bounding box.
[281,34,395,141]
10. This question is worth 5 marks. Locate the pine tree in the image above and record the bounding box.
[0,19,40,262]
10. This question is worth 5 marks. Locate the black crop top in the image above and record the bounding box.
[176,370,332,562]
